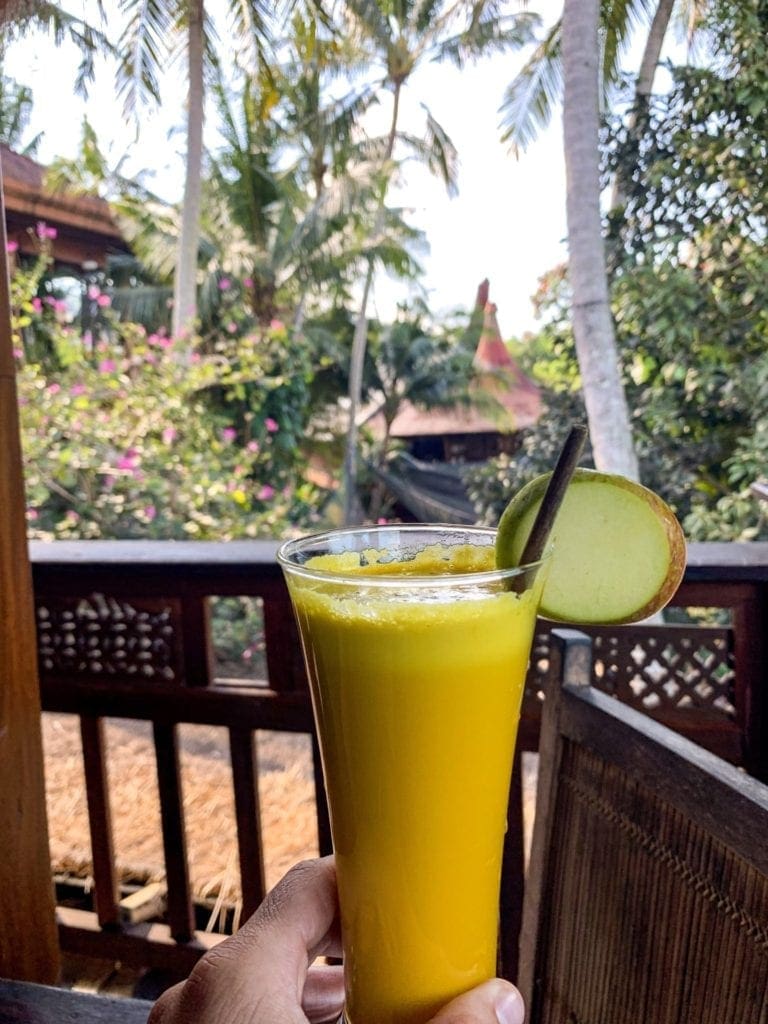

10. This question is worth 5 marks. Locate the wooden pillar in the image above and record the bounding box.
[0,156,60,980]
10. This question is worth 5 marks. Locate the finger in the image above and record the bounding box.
[427,979,525,1024]
[148,858,340,1024]
[301,964,345,1024]
[238,856,339,962]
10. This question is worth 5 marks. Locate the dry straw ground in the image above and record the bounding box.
[42,712,319,930]
[42,713,538,939]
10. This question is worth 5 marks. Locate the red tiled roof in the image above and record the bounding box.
[388,300,541,437]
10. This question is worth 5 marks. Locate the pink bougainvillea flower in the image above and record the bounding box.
[36,221,57,240]
[31,297,43,312]
[258,484,275,501]
[47,382,61,395]
[265,417,278,433]
[243,277,254,288]
[246,440,260,453]
[218,277,231,290]
[162,427,178,445]
[117,449,140,471]
[226,321,237,333]
[13,347,23,359]
[97,294,112,308]
[143,505,157,522]
[270,319,285,331]
[70,384,86,397]
[98,359,116,373]
[221,427,238,443]
[148,333,174,349]
[145,353,157,365]
[26,508,39,521]
[377,517,389,525]
[6,240,18,253]
[88,285,101,300]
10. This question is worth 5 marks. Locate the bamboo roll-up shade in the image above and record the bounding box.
[0,152,60,980]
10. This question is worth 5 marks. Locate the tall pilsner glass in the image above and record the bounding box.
[277,524,545,1024]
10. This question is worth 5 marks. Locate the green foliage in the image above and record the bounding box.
[473,1,768,541]
[14,251,332,541]
[464,370,589,526]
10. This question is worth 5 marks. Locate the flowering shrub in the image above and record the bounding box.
[14,238,330,541]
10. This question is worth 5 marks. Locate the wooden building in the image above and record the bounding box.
[1,144,131,272]
[371,300,542,522]
[388,301,541,463]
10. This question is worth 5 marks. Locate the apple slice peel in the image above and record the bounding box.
[495,439,686,624]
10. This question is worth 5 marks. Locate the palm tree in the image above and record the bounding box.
[500,0,710,157]
[0,64,43,155]
[562,0,637,477]
[340,0,539,522]
[115,0,273,339]
[204,56,422,328]
[273,11,382,331]
[500,0,709,479]
[0,1,113,96]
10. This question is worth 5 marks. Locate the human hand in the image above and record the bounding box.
[147,857,525,1024]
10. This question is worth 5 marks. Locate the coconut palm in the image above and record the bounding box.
[0,64,43,155]
[339,0,540,522]
[0,1,113,95]
[502,0,708,480]
[115,0,274,338]
[271,11,384,330]
[562,0,637,477]
[203,57,424,328]
[500,0,710,156]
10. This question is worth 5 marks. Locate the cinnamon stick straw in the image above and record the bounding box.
[518,423,588,566]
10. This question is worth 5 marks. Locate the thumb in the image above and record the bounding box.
[427,979,525,1024]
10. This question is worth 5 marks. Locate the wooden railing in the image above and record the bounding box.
[31,540,768,980]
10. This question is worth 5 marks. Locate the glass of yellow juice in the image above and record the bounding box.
[277,524,545,1024]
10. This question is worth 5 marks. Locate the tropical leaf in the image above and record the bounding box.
[499,18,562,154]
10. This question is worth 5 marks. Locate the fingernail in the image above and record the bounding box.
[494,987,524,1024]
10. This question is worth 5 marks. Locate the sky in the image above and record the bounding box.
[4,0,570,338]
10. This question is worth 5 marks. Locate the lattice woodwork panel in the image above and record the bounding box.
[36,593,183,684]
[526,624,736,720]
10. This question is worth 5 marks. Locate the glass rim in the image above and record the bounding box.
[276,523,548,588]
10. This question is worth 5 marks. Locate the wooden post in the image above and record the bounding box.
[0,156,60,980]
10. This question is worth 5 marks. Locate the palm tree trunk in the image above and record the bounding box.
[563,0,639,479]
[342,83,402,525]
[610,0,676,211]
[172,0,205,339]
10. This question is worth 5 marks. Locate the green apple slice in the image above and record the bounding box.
[496,468,686,624]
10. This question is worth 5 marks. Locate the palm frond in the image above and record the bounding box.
[436,10,541,67]
[342,0,392,49]
[111,194,180,282]
[116,0,175,116]
[225,0,275,70]
[398,108,459,196]
[601,0,656,85]
[499,17,562,154]
[0,2,114,97]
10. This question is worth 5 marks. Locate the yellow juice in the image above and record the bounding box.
[285,541,539,1024]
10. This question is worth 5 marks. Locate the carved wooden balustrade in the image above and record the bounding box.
[30,540,768,980]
